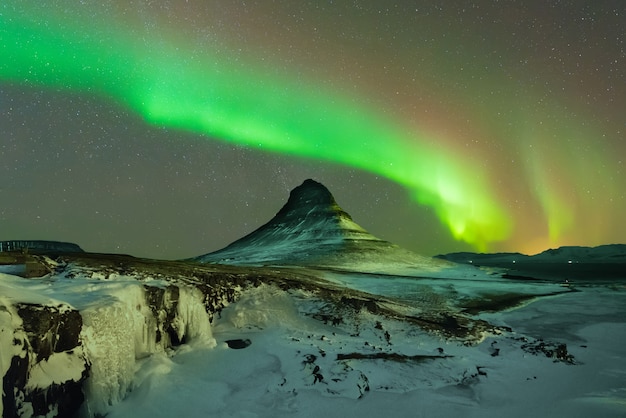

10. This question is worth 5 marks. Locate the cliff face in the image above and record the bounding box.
[0,254,249,417]
[2,304,87,417]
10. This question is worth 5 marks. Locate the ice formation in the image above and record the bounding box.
[0,265,217,417]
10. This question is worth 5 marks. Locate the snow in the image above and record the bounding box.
[25,352,85,390]
[105,279,626,418]
[0,268,215,417]
[194,179,462,276]
[0,264,26,275]
[79,284,153,414]
[2,265,626,417]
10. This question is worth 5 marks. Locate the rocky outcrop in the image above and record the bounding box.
[1,254,257,417]
[2,305,88,418]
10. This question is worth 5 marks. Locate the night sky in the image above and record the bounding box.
[1,1,624,259]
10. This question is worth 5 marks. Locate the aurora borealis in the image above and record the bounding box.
[1,1,624,258]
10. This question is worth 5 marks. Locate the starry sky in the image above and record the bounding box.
[1,1,624,259]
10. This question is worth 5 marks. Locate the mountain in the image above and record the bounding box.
[195,179,465,276]
[435,251,528,264]
[437,244,626,280]
[437,244,626,264]
[0,240,84,254]
[532,244,626,262]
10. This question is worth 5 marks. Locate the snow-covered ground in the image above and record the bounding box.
[1,261,625,417]
[0,261,215,417]
[106,282,626,418]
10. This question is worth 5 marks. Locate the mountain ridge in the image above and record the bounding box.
[437,244,626,264]
[0,240,84,254]
[436,244,626,280]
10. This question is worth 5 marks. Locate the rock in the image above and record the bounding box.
[225,339,252,349]
[520,339,576,364]
[143,285,182,345]
[3,305,88,418]
[17,304,83,362]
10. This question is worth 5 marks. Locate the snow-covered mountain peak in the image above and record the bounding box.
[268,178,371,238]
[278,178,340,215]
[194,179,387,266]
[194,179,472,277]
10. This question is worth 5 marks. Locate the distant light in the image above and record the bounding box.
[568,260,572,264]
[512,260,516,263]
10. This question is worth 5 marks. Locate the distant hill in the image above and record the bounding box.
[435,251,529,264]
[0,240,84,254]
[531,244,626,262]
[436,244,626,280]
[437,244,626,264]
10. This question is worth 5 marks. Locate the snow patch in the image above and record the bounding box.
[216,284,301,331]
[25,351,85,390]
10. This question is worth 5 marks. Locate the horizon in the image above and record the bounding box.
[1,177,624,259]
[2,179,624,259]
[2,233,625,261]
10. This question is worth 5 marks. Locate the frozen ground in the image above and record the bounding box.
[108,276,626,418]
[1,258,625,417]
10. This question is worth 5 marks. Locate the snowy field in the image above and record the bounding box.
[107,280,626,418]
[1,261,625,417]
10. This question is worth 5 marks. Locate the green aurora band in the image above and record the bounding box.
[0,7,512,249]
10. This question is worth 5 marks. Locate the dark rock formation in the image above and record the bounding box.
[143,285,184,345]
[1,254,263,417]
[271,179,363,236]
[519,339,576,364]
[0,253,56,278]
[3,305,88,418]
[336,352,451,361]
[17,304,83,362]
